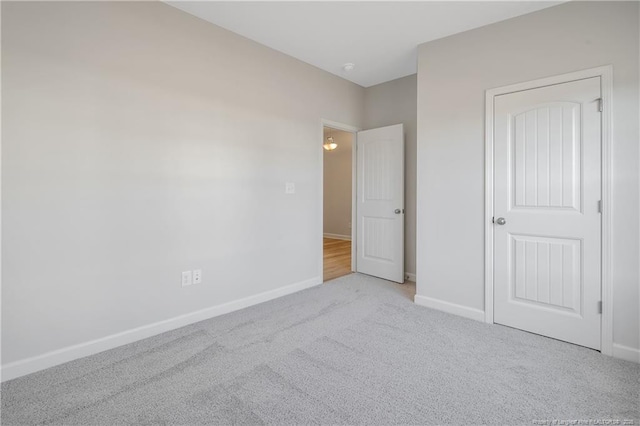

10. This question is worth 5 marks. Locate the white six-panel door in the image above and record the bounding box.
[493,77,602,350]
[356,124,404,283]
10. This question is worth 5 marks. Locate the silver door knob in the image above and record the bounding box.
[394,209,402,214]
[495,217,506,225]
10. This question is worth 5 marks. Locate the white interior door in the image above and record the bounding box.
[493,77,602,349]
[356,124,404,283]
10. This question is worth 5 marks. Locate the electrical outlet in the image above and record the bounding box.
[285,182,295,194]
[193,269,202,284]
[181,271,192,287]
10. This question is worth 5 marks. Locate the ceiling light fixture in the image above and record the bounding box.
[323,129,338,151]
[342,63,355,72]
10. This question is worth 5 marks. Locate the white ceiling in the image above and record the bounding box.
[167,1,564,88]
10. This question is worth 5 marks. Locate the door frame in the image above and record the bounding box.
[320,119,360,279]
[484,65,613,355]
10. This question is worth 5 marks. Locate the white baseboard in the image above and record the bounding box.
[1,276,322,382]
[405,272,416,282]
[612,343,640,363]
[323,233,351,241]
[414,295,485,322]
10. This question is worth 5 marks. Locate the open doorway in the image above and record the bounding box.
[323,126,355,282]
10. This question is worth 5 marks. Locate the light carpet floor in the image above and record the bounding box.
[1,274,638,425]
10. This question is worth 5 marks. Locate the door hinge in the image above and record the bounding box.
[597,301,603,314]
[598,200,602,213]
[597,98,603,112]
[492,216,495,224]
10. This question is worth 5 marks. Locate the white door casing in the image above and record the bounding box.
[493,77,602,350]
[356,124,404,283]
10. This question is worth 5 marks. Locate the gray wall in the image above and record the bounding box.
[416,2,639,354]
[323,130,353,238]
[364,75,417,277]
[2,1,364,366]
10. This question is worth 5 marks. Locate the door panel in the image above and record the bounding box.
[494,77,601,350]
[356,124,404,283]
[512,102,581,210]
[511,234,581,313]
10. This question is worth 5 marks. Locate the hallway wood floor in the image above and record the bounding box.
[323,238,352,282]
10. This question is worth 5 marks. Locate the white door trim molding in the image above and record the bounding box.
[484,65,613,356]
[320,119,360,277]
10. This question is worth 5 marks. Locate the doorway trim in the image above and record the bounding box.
[484,65,613,355]
[320,119,361,280]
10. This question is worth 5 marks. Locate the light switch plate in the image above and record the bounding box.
[181,271,192,287]
[285,182,295,194]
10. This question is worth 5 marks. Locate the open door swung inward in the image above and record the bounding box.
[355,124,404,283]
